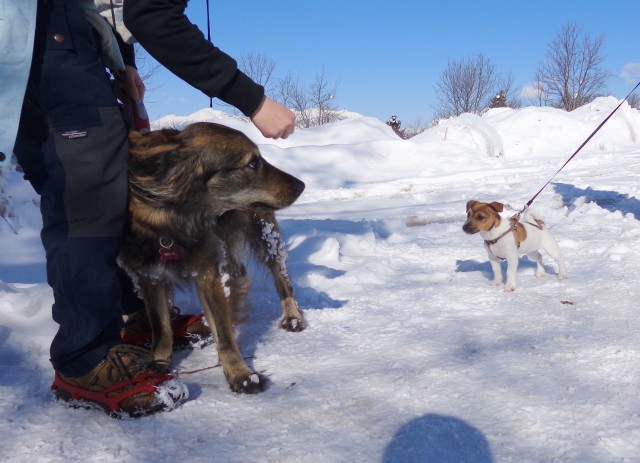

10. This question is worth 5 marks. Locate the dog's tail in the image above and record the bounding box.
[523,209,546,229]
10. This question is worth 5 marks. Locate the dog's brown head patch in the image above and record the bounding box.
[463,200,503,234]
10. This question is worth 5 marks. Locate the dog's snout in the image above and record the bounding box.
[261,170,305,210]
[292,177,305,198]
[462,222,476,234]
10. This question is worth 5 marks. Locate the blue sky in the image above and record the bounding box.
[141,0,640,125]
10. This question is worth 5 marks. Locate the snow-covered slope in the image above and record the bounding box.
[2,98,640,462]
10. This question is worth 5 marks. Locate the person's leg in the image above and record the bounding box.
[14,0,129,377]
[15,85,125,372]
[13,0,187,417]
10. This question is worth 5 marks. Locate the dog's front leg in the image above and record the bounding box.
[504,256,519,292]
[137,278,174,373]
[195,267,266,393]
[486,248,503,287]
[252,212,305,332]
[274,272,305,332]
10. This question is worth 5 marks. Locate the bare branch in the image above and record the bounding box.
[309,68,339,126]
[275,70,339,128]
[433,54,501,118]
[238,52,277,94]
[537,23,611,110]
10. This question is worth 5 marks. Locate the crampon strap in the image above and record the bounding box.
[121,313,204,344]
[51,370,174,414]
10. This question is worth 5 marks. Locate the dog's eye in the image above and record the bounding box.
[246,158,260,170]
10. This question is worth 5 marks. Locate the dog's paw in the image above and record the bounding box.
[279,316,306,332]
[229,372,268,394]
[535,270,546,278]
[557,273,568,280]
[490,279,502,287]
[148,359,172,375]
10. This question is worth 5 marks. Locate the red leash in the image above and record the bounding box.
[176,363,222,375]
[175,356,254,376]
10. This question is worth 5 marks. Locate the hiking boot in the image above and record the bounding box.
[121,306,213,349]
[51,344,188,419]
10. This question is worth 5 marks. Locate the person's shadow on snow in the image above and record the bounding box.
[382,414,493,463]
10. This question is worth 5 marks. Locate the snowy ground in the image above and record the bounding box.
[1,97,640,462]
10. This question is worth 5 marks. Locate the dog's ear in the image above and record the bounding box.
[128,130,146,145]
[489,202,504,213]
[466,200,478,212]
[129,129,181,159]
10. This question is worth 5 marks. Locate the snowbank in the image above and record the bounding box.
[2,98,640,462]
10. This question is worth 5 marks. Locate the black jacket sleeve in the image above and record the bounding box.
[123,0,265,117]
[115,31,136,68]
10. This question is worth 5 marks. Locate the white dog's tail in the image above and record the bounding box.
[522,209,546,229]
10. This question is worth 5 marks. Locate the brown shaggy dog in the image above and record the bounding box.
[119,122,305,393]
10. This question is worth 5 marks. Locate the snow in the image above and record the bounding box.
[2,97,640,462]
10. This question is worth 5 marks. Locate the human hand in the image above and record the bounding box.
[114,65,146,103]
[251,97,296,139]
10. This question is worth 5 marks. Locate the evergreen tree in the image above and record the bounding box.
[489,91,507,108]
[386,115,405,139]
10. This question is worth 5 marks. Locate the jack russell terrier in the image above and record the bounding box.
[463,200,567,291]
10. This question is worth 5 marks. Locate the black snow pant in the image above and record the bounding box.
[13,0,144,377]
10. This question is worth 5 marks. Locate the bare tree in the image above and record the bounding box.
[238,52,277,94]
[536,23,611,111]
[134,46,160,81]
[525,70,550,107]
[289,76,313,129]
[433,54,499,118]
[275,70,339,128]
[275,73,313,128]
[309,68,339,126]
[403,118,429,138]
[627,93,640,110]
[274,72,298,110]
[216,52,278,115]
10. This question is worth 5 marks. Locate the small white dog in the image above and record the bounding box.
[463,200,567,291]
